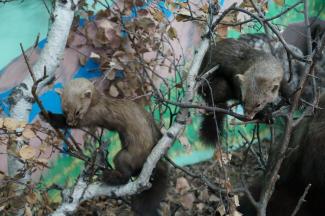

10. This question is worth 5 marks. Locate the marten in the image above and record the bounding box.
[198,38,284,144]
[238,93,325,216]
[46,78,168,216]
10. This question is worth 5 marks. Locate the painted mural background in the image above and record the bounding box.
[0,0,324,202]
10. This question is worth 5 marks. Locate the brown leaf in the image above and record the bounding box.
[196,203,205,213]
[217,204,226,216]
[273,0,284,6]
[167,26,177,40]
[107,70,116,80]
[135,0,144,6]
[200,4,209,13]
[24,204,33,216]
[209,194,220,202]
[79,55,87,66]
[151,8,165,23]
[198,188,209,202]
[175,14,191,22]
[26,192,37,205]
[138,9,148,16]
[180,192,195,209]
[4,118,24,131]
[176,177,190,194]
[22,127,36,139]
[19,145,36,160]
[135,17,155,29]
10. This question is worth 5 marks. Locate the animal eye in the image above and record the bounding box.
[256,104,261,108]
[272,85,279,93]
[75,110,80,116]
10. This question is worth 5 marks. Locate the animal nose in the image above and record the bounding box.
[66,117,74,126]
[245,111,256,120]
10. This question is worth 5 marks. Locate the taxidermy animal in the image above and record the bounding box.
[239,32,325,102]
[198,38,284,144]
[238,92,325,216]
[46,78,168,216]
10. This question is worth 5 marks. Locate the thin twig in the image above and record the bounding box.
[290,184,312,216]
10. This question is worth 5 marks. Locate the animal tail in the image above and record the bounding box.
[131,160,168,216]
[199,104,226,146]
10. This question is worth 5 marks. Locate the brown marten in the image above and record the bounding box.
[198,38,284,144]
[46,78,168,216]
[239,29,325,102]
[238,93,325,216]
[282,17,325,57]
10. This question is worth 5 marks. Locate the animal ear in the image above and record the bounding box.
[83,89,92,99]
[55,88,63,96]
[235,74,245,84]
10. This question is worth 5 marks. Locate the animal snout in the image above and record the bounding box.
[245,111,257,120]
[66,117,77,127]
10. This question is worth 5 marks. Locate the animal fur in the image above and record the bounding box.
[198,38,284,144]
[238,93,325,216]
[47,78,168,216]
[239,32,325,102]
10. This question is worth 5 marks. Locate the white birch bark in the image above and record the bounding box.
[7,1,79,211]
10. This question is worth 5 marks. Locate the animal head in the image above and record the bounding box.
[236,62,283,120]
[56,78,95,126]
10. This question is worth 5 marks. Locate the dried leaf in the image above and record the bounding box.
[24,204,32,216]
[26,192,37,205]
[176,8,191,17]
[176,177,190,194]
[135,17,155,29]
[36,158,49,167]
[151,9,165,22]
[107,70,116,80]
[167,26,177,40]
[217,204,226,216]
[196,203,205,212]
[273,0,284,6]
[135,0,144,6]
[180,192,195,209]
[209,194,220,202]
[79,55,87,66]
[175,14,191,22]
[4,118,22,131]
[138,9,148,16]
[200,4,209,13]
[198,188,209,202]
[19,145,36,160]
[22,127,36,139]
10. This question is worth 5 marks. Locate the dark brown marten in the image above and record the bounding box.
[198,38,283,144]
[47,78,168,216]
[238,93,325,216]
[282,17,325,56]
